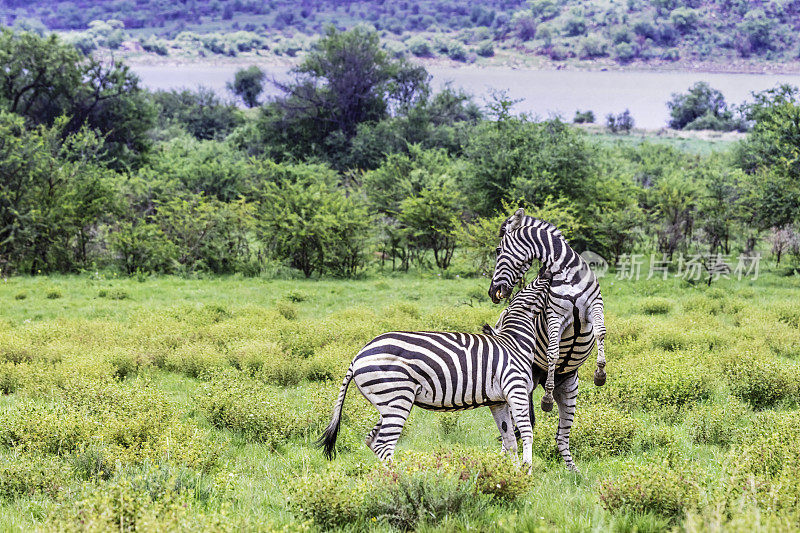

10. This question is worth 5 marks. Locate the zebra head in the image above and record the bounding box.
[488,228,535,303]
[493,269,552,332]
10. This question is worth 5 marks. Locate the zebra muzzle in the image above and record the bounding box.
[495,289,503,301]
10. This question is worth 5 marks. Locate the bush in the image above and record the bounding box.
[476,41,494,57]
[614,42,637,62]
[571,404,637,457]
[275,301,297,320]
[668,82,734,130]
[290,448,529,529]
[606,109,634,133]
[14,292,26,300]
[447,42,468,61]
[597,461,700,518]
[0,452,70,500]
[600,352,714,411]
[46,464,231,531]
[686,400,750,446]
[407,37,433,57]
[46,288,62,299]
[578,35,608,58]
[573,110,595,124]
[723,351,800,409]
[640,297,672,315]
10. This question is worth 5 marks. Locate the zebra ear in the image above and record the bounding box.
[506,208,525,233]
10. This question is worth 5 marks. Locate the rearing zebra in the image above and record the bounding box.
[318,273,553,469]
[487,208,607,413]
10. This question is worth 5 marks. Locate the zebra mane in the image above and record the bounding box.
[500,215,565,241]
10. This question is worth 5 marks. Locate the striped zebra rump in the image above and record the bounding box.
[351,331,520,411]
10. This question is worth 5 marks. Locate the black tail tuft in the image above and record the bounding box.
[316,419,340,460]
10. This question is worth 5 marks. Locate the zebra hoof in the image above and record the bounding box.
[567,463,579,473]
[594,369,607,386]
[541,394,554,412]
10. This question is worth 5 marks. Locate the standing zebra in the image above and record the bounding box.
[318,273,553,469]
[487,208,607,414]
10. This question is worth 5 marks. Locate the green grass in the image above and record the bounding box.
[0,270,799,530]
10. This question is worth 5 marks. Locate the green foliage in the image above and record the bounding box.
[0,113,118,274]
[573,109,595,123]
[227,66,265,108]
[254,161,370,277]
[151,88,244,141]
[251,26,429,169]
[0,29,155,168]
[668,82,742,131]
[606,109,634,133]
[291,448,529,529]
[723,351,800,409]
[597,461,700,518]
[640,297,672,315]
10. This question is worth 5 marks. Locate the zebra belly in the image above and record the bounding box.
[351,332,506,410]
[532,317,595,373]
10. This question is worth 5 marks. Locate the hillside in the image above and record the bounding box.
[2,1,800,71]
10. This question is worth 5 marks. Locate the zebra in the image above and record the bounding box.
[487,208,607,416]
[317,272,553,470]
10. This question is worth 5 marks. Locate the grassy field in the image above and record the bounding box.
[0,270,799,531]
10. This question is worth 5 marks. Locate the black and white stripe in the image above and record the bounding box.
[488,209,607,420]
[318,274,553,469]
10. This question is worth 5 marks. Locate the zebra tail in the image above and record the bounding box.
[316,366,354,460]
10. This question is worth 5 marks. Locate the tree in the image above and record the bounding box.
[667,82,739,131]
[253,161,371,277]
[151,87,244,141]
[461,113,599,217]
[252,26,429,168]
[735,85,800,230]
[0,112,118,274]
[398,186,462,270]
[0,29,155,168]
[227,66,266,108]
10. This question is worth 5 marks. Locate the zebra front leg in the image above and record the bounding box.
[490,404,517,459]
[553,371,579,472]
[542,313,564,412]
[507,390,534,473]
[592,299,607,386]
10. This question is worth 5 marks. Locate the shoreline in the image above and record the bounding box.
[117,50,800,76]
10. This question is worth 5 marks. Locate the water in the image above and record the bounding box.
[132,63,800,129]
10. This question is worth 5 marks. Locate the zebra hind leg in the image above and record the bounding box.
[507,389,534,473]
[490,404,518,460]
[365,418,382,450]
[370,395,414,462]
[553,371,579,472]
[591,300,607,387]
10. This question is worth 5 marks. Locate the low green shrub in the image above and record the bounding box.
[45,464,233,532]
[14,292,26,300]
[571,404,637,458]
[164,342,226,378]
[640,297,672,315]
[291,448,528,530]
[597,461,700,519]
[723,351,800,409]
[275,300,297,320]
[686,400,750,446]
[600,351,714,411]
[46,288,62,299]
[284,289,308,302]
[0,452,70,500]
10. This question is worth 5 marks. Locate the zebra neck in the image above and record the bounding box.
[528,228,581,274]
[496,329,536,360]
